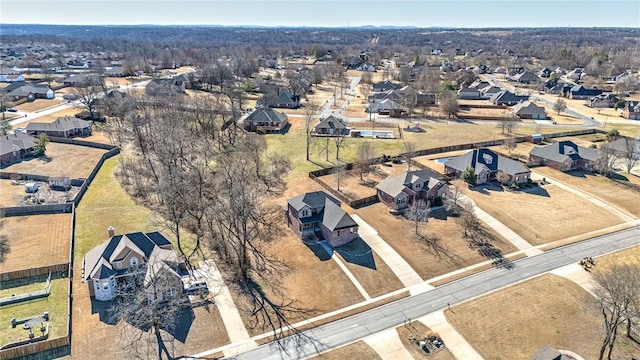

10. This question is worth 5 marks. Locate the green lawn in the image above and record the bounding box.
[74,156,195,260]
[0,278,69,346]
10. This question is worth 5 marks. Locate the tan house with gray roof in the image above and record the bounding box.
[375,169,448,211]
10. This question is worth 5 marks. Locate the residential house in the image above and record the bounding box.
[566,85,602,100]
[372,80,401,93]
[145,78,187,96]
[529,140,601,171]
[272,90,300,109]
[457,87,481,100]
[356,63,376,72]
[444,148,531,185]
[566,68,585,81]
[314,115,350,136]
[430,49,443,56]
[286,191,359,248]
[0,133,36,167]
[510,101,547,119]
[513,71,538,84]
[588,93,619,108]
[367,98,404,115]
[6,84,54,101]
[622,101,640,120]
[479,85,502,99]
[0,67,24,82]
[105,66,125,77]
[490,90,529,106]
[601,137,640,160]
[375,169,448,211]
[62,73,95,87]
[26,116,92,138]
[83,231,183,302]
[538,68,552,78]
[243,108,289,134]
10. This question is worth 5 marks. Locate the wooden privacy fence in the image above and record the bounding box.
[0,263,69,283]
[0,335,70,360]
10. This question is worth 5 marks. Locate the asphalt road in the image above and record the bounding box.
[233,225,640,360]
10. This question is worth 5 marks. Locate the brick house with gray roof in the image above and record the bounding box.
[529,140,601,171]
[286,191,359,248]
[0,133,36,167]
[314,115,350,136]
[444,148,531,185]
[243,108,289,134]
[26,116,92,138]
[375,169,448,211]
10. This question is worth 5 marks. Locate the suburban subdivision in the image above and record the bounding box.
[1,9,640,360]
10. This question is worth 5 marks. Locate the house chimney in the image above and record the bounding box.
[108,226,115,237]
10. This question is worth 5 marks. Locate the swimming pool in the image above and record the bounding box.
[434,157,452,164]
[353,130,395,138]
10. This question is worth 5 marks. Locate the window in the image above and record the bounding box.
[115,261,122,269]
[337,230,341,236]
[397,197,406,204]
[130,257,138,267]
[300,208,310,217]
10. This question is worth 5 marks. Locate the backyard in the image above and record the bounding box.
[356,203,518,280]
[463,181,624,245]
[0,214,72,273]
[3,143,107,179]
[446,274,640,359]
[0,278,69,347]
[14,99,66,113]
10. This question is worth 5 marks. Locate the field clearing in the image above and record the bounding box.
[463,181,624,245]
[447,274,640,359]
[488,141,537,161]
[1,214,72,273]
[231,231,366,336]
[311,341,381,359]
[534,167,640,217]
[356,203,517,280]
[396,321,455,359]
[0,278,69,347]
[266,116,405,180]
[458,106,508,117]
[14,99,66,113]
[317,161,414,200]
[3,142,107,178]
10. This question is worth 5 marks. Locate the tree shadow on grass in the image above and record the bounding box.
[91,298,118,325]
[415,233,462,267]
[334,237,376,269]
[467,228,515,270]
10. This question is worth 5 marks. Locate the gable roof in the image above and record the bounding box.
[445,148,530,176]
[491,90,528,104]
[0,133,37,156]
[375,169,442,198]
[373,80,401,91]
[26,116,92,133]
[6,84,52,97]
[569,85,602,96]
[83,231,178,282]
[275,90,295,104]
[511,101,547,116]
[244,108,288,124]
[529,140,602,163]
[322,198,358,231]
[288,191,340,211]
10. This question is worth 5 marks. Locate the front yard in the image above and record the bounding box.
[356,203,518,281]
[463,181,623,245]
[14,99,66,113]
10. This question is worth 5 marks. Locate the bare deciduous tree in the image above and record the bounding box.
[406,199,430,237]
[591,264,640,360]
[456,202,481,237]
[594,145,619,178]
[554,98,567,115]
[498,114,519,135]
[333,134,347,160]
[304,101,319,161]
[438,90,459,119]
[444,184,464,216]
[74,74,106,121]
[404,141,416,171]
[334,163,348,192]
[503,136,517,155]
[355,141,375,180]
[622,138,640,173]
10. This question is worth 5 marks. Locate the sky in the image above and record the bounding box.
[1,0,639,28]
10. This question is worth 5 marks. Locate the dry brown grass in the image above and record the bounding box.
[534,167,640,217]
[310,341,381,359]
[488,141,537,161]
[463,182,624,245]
[14,99,66,113]
[317,162,414,200]
[337,250,404,298]
[231,231,366,337]
[397,321,455,360]
[3,142,107,178]
[1,214,71,272]
[598,245,640,268]
[447,274,640,359]
[0,179,31,207]
[458,107,508,117]
[356,203,517,280]
[13,107,81,126]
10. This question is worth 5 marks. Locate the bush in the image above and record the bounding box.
[510,182,519,190]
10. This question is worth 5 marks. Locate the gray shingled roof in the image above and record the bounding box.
[316,116,347,130]
[288,191,341,211]
[244,108,288,124]
[6,84,52,97]
[0,133,36,156]
[490,90,528,104]
[375,169,442,198]
[26,116,92,133]
[511,101,547,116]
[287,191,357,231]
[529,141,601,163]
[444,148,530,176]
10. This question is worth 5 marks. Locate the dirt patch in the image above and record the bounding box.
[3,142,107,178]
[463,181,623,245]
[1,214,72,273]
[317,162,415,200]
[311,341,381,359]
[397,321,454,359]
[356,203,517,281]
[447,274,640,359]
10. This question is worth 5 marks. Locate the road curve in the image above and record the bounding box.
[232,225,640,359]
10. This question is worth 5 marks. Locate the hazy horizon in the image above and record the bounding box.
[1,0,639,28]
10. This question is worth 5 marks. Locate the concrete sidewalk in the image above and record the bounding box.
[418,311,484,360]
[351,214,426,289]
[464,195,542,257]
[364,329,413,360]
[197,260,257,356]
[332,254,372,300]
[551,263,596,296]
[532,171,635,222]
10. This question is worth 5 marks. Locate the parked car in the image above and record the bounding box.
[7,108,17,112]
[183,280,208,295]
[15,127,27,134]
[75,111,105,122]
[63,93,79,100]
